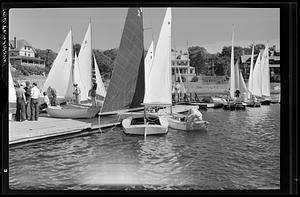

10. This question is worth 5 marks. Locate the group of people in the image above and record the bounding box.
[14,81,49,122]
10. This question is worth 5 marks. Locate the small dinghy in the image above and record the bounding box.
[168,114,209,131]
[46,103,101,119]
[122,113,168,135]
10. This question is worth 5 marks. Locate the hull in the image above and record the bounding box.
[122,114,168,135]
[46,104,101,119]
[198,102,224,109]
[168,116,209,131]
[223,102,246,110]
[246,101,261,107]
[260,100,271,105]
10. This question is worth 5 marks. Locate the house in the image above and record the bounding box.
[171,50,196,82]
[9,37,45,68]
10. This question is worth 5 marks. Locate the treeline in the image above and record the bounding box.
[15,43,275,80]
[188,44,275,77]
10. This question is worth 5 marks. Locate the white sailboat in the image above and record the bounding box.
[246,44,261,107]
[224,25,247,110]
[122,7,172,136]
[260,43,271,105]
[42,29,73,102]
[44,24,105,119]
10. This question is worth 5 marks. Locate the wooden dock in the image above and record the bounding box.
[9,114,121,146]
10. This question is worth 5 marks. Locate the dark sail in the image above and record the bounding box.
[101,8,144,113]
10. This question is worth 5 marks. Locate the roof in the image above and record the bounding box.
[9,39,36,53]
[171,51,189,60]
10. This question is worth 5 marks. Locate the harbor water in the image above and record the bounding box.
[9,104,280,190]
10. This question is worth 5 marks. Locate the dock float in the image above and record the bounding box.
[9,116,121,146]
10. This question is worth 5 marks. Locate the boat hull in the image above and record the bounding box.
[246,101,261,107]
[223,102,246,110]
[46,104,101,119]
[168,116,209,131]
[122,114,168,135]
[198,102,224,109]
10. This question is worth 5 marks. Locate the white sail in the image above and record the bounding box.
[230,25,235,99]
[77,23,92,101]
[94,55,106,97]
[178,67,186,94]
[143,7,172,105]
[251,52,262,97]
[144,41,154,94]
[42,29,73,98]
[9,62,16,103]
[234,60,248,95]
[261,44,270,97]
[247,43,255,98]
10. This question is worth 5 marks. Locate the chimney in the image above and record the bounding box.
[13,37,16,49]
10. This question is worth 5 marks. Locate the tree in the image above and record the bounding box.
[188,46,209,75]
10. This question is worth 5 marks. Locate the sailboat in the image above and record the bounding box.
[260,44,271,105]
[9,61,17,120]
[246,44,261,107]
[246,44,271,105]
[223,26,247,110]
[43,25,105,119]
[121,7,172,135]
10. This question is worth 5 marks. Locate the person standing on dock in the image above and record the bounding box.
[73,83,81,104]
[24,81,32,120]
[88,82,97,106]
[30,82,40,121]
[15,82,27,121]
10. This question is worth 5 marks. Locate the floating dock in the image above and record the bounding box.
[9,114,121,146]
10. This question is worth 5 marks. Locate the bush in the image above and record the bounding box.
[191,76,198,82]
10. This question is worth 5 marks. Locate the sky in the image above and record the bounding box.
[9,7,280,54]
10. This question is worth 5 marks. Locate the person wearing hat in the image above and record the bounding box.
[73,83,81,104]
[30,82,40,121]
[24,81,32,120]
[15,82,27,121]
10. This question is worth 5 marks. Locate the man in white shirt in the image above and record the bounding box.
[30,82,40,121]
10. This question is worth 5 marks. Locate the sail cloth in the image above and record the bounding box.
[9,62,16,103]
[261,44,270,97]
[234,58,248,95]
[77,23,92,101]
[42,29,73,98]
[251,52,262,97]
[143,7,172,105]
[144,41,154,95]
[229,25,235,99]
[93,55,106,98]
[101,8,145,113]
[247,44,255,98]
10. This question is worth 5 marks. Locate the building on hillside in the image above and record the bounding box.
[240,46,280,82]
[9,37,45,68]
[171,50,196,82]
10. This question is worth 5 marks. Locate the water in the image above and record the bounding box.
[9,104,280,190]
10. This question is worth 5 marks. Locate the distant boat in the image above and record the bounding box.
[224,25,247,110]
[43,24,105,119]
[247,43,271,105]
[246,43,261,107]
[122,7,172,136]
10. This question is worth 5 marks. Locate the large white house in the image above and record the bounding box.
[9,37,45,68]
[171,50,196,82]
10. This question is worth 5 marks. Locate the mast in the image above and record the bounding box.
[230,24,235,99]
